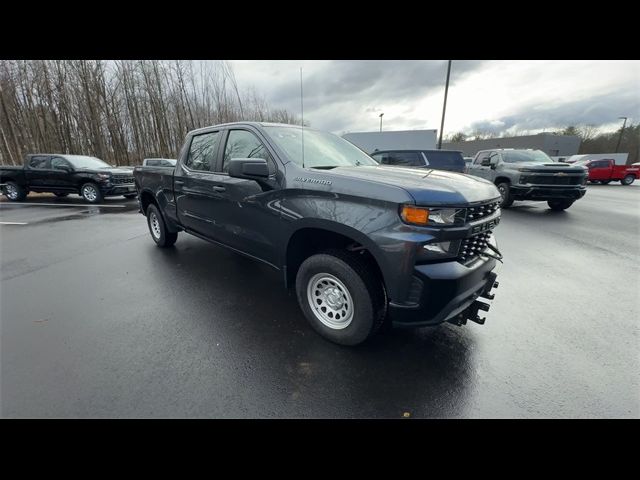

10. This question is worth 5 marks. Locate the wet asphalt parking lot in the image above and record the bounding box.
[1,185,639,418]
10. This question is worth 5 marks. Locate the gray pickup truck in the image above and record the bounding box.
[467,149,587,210]
[134,122,504,346]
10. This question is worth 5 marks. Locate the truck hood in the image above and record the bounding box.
[328,165,501,206]
[78,167,134,175]
[505,162,587,172]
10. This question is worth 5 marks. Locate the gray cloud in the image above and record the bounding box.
[468,89,640,135]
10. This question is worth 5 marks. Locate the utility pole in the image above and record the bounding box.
[379,113,384,132]
[615,116,628,153]
[438,60,452,150]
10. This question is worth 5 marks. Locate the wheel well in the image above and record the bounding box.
[285,228,385,290]
[139,191,157,214]
[495,176,511,185]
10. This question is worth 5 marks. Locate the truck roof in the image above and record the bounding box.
[189,121,303,135]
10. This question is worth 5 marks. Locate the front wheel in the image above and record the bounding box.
[621,175,635,186]
[80,183,103,204]
[295,250,386,346]
[146,204,178,247]
[496,182,513,208]
[548,199,574,211]
[3,181,27,201]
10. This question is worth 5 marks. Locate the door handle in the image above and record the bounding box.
[212,186,226,192]
[174,180,185,185]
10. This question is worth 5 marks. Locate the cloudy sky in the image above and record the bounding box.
[229,60,640,137]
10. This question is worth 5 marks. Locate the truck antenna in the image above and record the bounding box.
[300,67,305,168]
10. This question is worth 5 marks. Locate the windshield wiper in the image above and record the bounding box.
[309,166,338,170]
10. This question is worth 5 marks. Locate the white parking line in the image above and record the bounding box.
[0,221,28,225]
[0,203,126,208]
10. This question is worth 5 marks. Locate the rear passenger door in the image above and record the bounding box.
[24,155,52,189]
[174,130,223,238]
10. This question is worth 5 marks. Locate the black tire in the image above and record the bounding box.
[80,182,103,204]
[621,175,635,186]
[123,194,137,199]
[295,249,386,346]
[146,204,178,247]
[3,181,27,201]
[54,192,69,197]
[547,199,574,211]
[496,182,513,208]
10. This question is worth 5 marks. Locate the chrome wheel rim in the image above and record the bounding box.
[306,273,354,330]
[498,185,506,199]
[5,184,18,200]
[149,212,161,239]
[83,185,97,202]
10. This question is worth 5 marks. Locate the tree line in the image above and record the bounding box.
[446,124,639,164]
[0,60,302,166]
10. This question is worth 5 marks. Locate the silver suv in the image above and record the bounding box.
[467,149,587,210]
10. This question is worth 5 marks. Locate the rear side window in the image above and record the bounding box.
[376,151,423,167]
[29,156,50,169]
[222,130,274,174]
[422,151,465,169]
[185,132,220,171]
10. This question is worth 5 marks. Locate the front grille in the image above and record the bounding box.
[465,200,500,222]
[112,176,134,185]
[520,174,583,186]
[458,232,492,264]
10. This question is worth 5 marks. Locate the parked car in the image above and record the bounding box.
[1,154,136,203]
[134,122,503,346]
[142,158,177,167]
[467,149,587,210]
[370,149,466,173]
[574,159,638,185]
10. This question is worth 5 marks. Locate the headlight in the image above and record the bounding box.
[96,173,110,181]
[517,167,532,172]
[428,208,459,225]
[416,240,461,262]
[400,205,464,226]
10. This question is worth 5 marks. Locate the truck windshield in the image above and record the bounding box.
[501,150,553,163]
[66,156,111,169]
[264,126,378,168]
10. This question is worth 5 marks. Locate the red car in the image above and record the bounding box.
[577,159,639,185]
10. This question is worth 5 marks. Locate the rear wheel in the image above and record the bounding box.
[496,182,513,208]
[146,204,178,247]
[3,181,27,201]
[621,175,635,186]
[547,199,574,211]
[295,250,386,346]
[80,183,103,204]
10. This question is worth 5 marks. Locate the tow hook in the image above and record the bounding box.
[449,276,498,327]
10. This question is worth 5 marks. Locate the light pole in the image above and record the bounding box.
[379,113,384,132]
[615,116,628,153]
[438,60,452,150]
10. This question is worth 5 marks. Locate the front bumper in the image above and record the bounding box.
[100,184,137,196]
[388,256,498,328]
[510,185,586,200]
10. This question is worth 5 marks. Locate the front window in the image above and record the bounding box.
[264,126,377,169]
[66,155,111,169]
[501,150,553,163]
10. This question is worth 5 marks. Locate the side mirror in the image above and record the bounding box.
[481,158,491,167]
[228,158,269,179]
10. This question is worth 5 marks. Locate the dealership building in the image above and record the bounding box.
[443,133,581,158]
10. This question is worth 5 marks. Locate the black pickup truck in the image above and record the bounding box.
[134,122,503,345]
[1,154,137,203]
